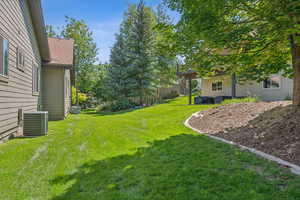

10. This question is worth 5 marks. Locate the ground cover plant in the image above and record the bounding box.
[0,97,299,200]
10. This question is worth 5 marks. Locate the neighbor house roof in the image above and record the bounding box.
[46,38,74,67]
[27,0,51,62]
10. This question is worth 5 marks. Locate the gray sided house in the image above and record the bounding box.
[201,73,293,101]
[42,38,74,121]
[0,0,74,141]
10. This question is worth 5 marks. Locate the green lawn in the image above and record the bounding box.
[0,97,299,200]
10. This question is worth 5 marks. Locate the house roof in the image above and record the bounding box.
[178,68,198,79]
[27,1,74,66]
[46,38,74,67]
[27,0,51,62]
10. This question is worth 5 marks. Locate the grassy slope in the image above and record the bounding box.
[0,97,299,200]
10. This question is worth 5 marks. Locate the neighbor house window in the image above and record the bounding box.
[212,81,223,91]
[32,64,39,94]
[17,47,25,71]
[263,76,280,89]
[0,37,9,76]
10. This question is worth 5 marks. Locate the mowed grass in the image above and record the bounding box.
[0,97,299,200]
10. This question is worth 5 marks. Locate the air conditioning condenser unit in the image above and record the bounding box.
[23,111,48,136]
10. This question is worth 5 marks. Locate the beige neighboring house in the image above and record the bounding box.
[201,73,293,101]
[0,0,74,141]
[42,38,74,121]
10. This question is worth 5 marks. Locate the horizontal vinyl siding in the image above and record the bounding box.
[0,0,41,138]
[202,74,294,101]
[42,67,64,121]
[201,75,233,97]
[236,75,293,101]
[0,128,18,142]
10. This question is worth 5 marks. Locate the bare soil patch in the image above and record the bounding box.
[189,101,300,166]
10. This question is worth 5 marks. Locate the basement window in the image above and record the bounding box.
[263,76,280,89]
[212,81,223,91]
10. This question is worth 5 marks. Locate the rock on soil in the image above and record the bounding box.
[189,101,300,166]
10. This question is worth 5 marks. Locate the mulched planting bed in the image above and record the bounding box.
[189,101,300,166]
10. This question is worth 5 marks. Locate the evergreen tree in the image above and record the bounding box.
[106,33,134,100]
[127,0,156,105]
[105,5,137,102]
[106,1,178,106]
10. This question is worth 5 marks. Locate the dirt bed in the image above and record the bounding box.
[189,101,300,166]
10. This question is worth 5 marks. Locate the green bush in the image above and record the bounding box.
[72,87,77,105]
[103,99,139,112]
[162,91,180,100]
[285,95,292,101]
[72,87,88,106]
[222,97,259,105]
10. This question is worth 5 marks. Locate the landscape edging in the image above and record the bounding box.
[184,111,300,175]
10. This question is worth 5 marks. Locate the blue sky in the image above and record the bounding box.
[42,0,179,63]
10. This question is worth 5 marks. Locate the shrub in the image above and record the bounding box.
[162,91,180,100]
[191,80,198,90]
[222,97,259,105]
[103,99,139,112]
[72,87,77,105]
[78,93,88,104]
[72,87,88,107]
[95,104,105,112]
[285,95,292,101]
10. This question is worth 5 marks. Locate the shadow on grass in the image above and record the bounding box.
[50,134,300,200]
[83,100,173,117]
[84,109,137,117]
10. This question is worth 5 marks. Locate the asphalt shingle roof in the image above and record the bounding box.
[48,37,74,66]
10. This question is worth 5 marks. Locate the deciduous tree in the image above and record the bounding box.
[45,25,59,37]
[165,0,300,105]
[61,17,98,94]
[153,4,178,88]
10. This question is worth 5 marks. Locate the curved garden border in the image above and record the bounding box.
[184,111,300,175]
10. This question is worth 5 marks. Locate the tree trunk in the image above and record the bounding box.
[291,35,300,106]
[139,86,143,106]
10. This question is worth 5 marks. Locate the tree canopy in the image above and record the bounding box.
[62,17,98,94]
[165,0,300,104]
[106,1,178,105]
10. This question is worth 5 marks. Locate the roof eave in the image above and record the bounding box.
[27,0,51,62]
[43,62,73,69]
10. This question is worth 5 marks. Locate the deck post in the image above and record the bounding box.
[189,78,192,105]
[231,73,237,98]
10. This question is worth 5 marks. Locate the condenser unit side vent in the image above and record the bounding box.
[23,112,48,136]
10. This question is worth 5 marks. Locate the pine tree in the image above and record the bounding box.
[106,33,134,100]
[106,1,177,106]
[128,0,156,105]
[105,5,137,102]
